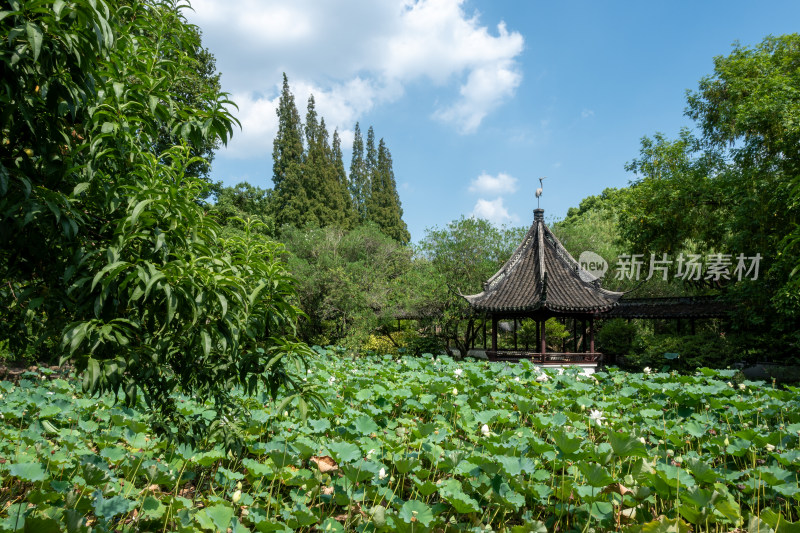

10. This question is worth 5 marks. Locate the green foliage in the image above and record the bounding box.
[331,129,358,229]
[281,224,412,346]
[270,79,407,241]
[349,122,368,222]
[619,35,800,348]
[597,319,639,356]
[2,357,799,531]
[555,187,687,297]
[620,130,729,258]
[0,0,310,438]
[626,331,737,371]
[416,216,524,357]
[271,73,309,228]
[208,181,274,237]
[366,137,410,243]
[400,331,446,356]
[516,319,571,351]
[686,34,800,317]
[151,20,223,189]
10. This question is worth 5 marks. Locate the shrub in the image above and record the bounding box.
[597,319,639,355]
[625,331,738,372]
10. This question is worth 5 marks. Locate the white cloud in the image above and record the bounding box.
[223,92,279,159]
[186,0,524,159]
[581,109,595,118]
[468,172,518,195]
[432,58,522,133]
[472,197,517,225]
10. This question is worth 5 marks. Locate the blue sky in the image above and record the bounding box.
[187,0,800,242]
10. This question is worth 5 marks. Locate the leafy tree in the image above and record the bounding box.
[153,22,222,190]
[349,122,368,221]
[416,217,523,358]
[619,130,729,258]
[282,224,413,346]
[208,182,274,237]
[0,0,313,440]
[554,187,683,296]
[618,34,800,359]
[685,34,800,316]
[271,74,309,228]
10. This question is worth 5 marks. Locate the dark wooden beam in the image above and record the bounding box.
[540,317,547,355]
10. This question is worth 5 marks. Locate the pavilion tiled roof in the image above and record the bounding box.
[463,209,623,314]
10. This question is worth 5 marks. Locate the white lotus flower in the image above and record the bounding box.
[557,368,564,375]
[643,367,651,375]
[378,467,387,479]
[481,424,491,436]
[727,382,733,387]
[232,490,241,503]
[454,368,463,377]
[535,373,549,382]
[514,376,520,382]
[638,437,646,444]
[765,443,775,452]
[452,387,458,395]
[738,383,746,391]
[328,376,335,384]
[589,409,606,426]
[367,448,376,458]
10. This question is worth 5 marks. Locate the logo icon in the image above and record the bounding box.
[578,251,608,280]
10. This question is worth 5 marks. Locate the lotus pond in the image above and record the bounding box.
[1,348,799,532]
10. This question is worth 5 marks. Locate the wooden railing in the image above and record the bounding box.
[485,350,602,364]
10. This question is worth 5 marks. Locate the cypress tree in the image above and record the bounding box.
[349,122,368,221]
[365,126,378,194]
[272,74,310,228]
[332,129,357,228]
[367,138,410,243]
[302,95,325,226]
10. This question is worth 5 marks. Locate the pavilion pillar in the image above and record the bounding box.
[513,318,518,350]
[573,318,578,352]
[483,320,487,350]
[589,316,595,353]
[581,318,587,352]
[491,315,498,352]
[540,317,547,355]
[691,319,696,335]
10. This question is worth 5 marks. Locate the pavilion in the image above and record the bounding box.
[462,208,623,365]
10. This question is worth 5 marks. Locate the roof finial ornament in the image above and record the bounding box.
[536,176,547,208]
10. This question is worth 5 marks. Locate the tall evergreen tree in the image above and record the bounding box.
[367,138,410,243]
[332,129,357,228]
[349,122,368,221]
[365,125,378,192]
[301,94,325,226]
[271,74,309,228]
